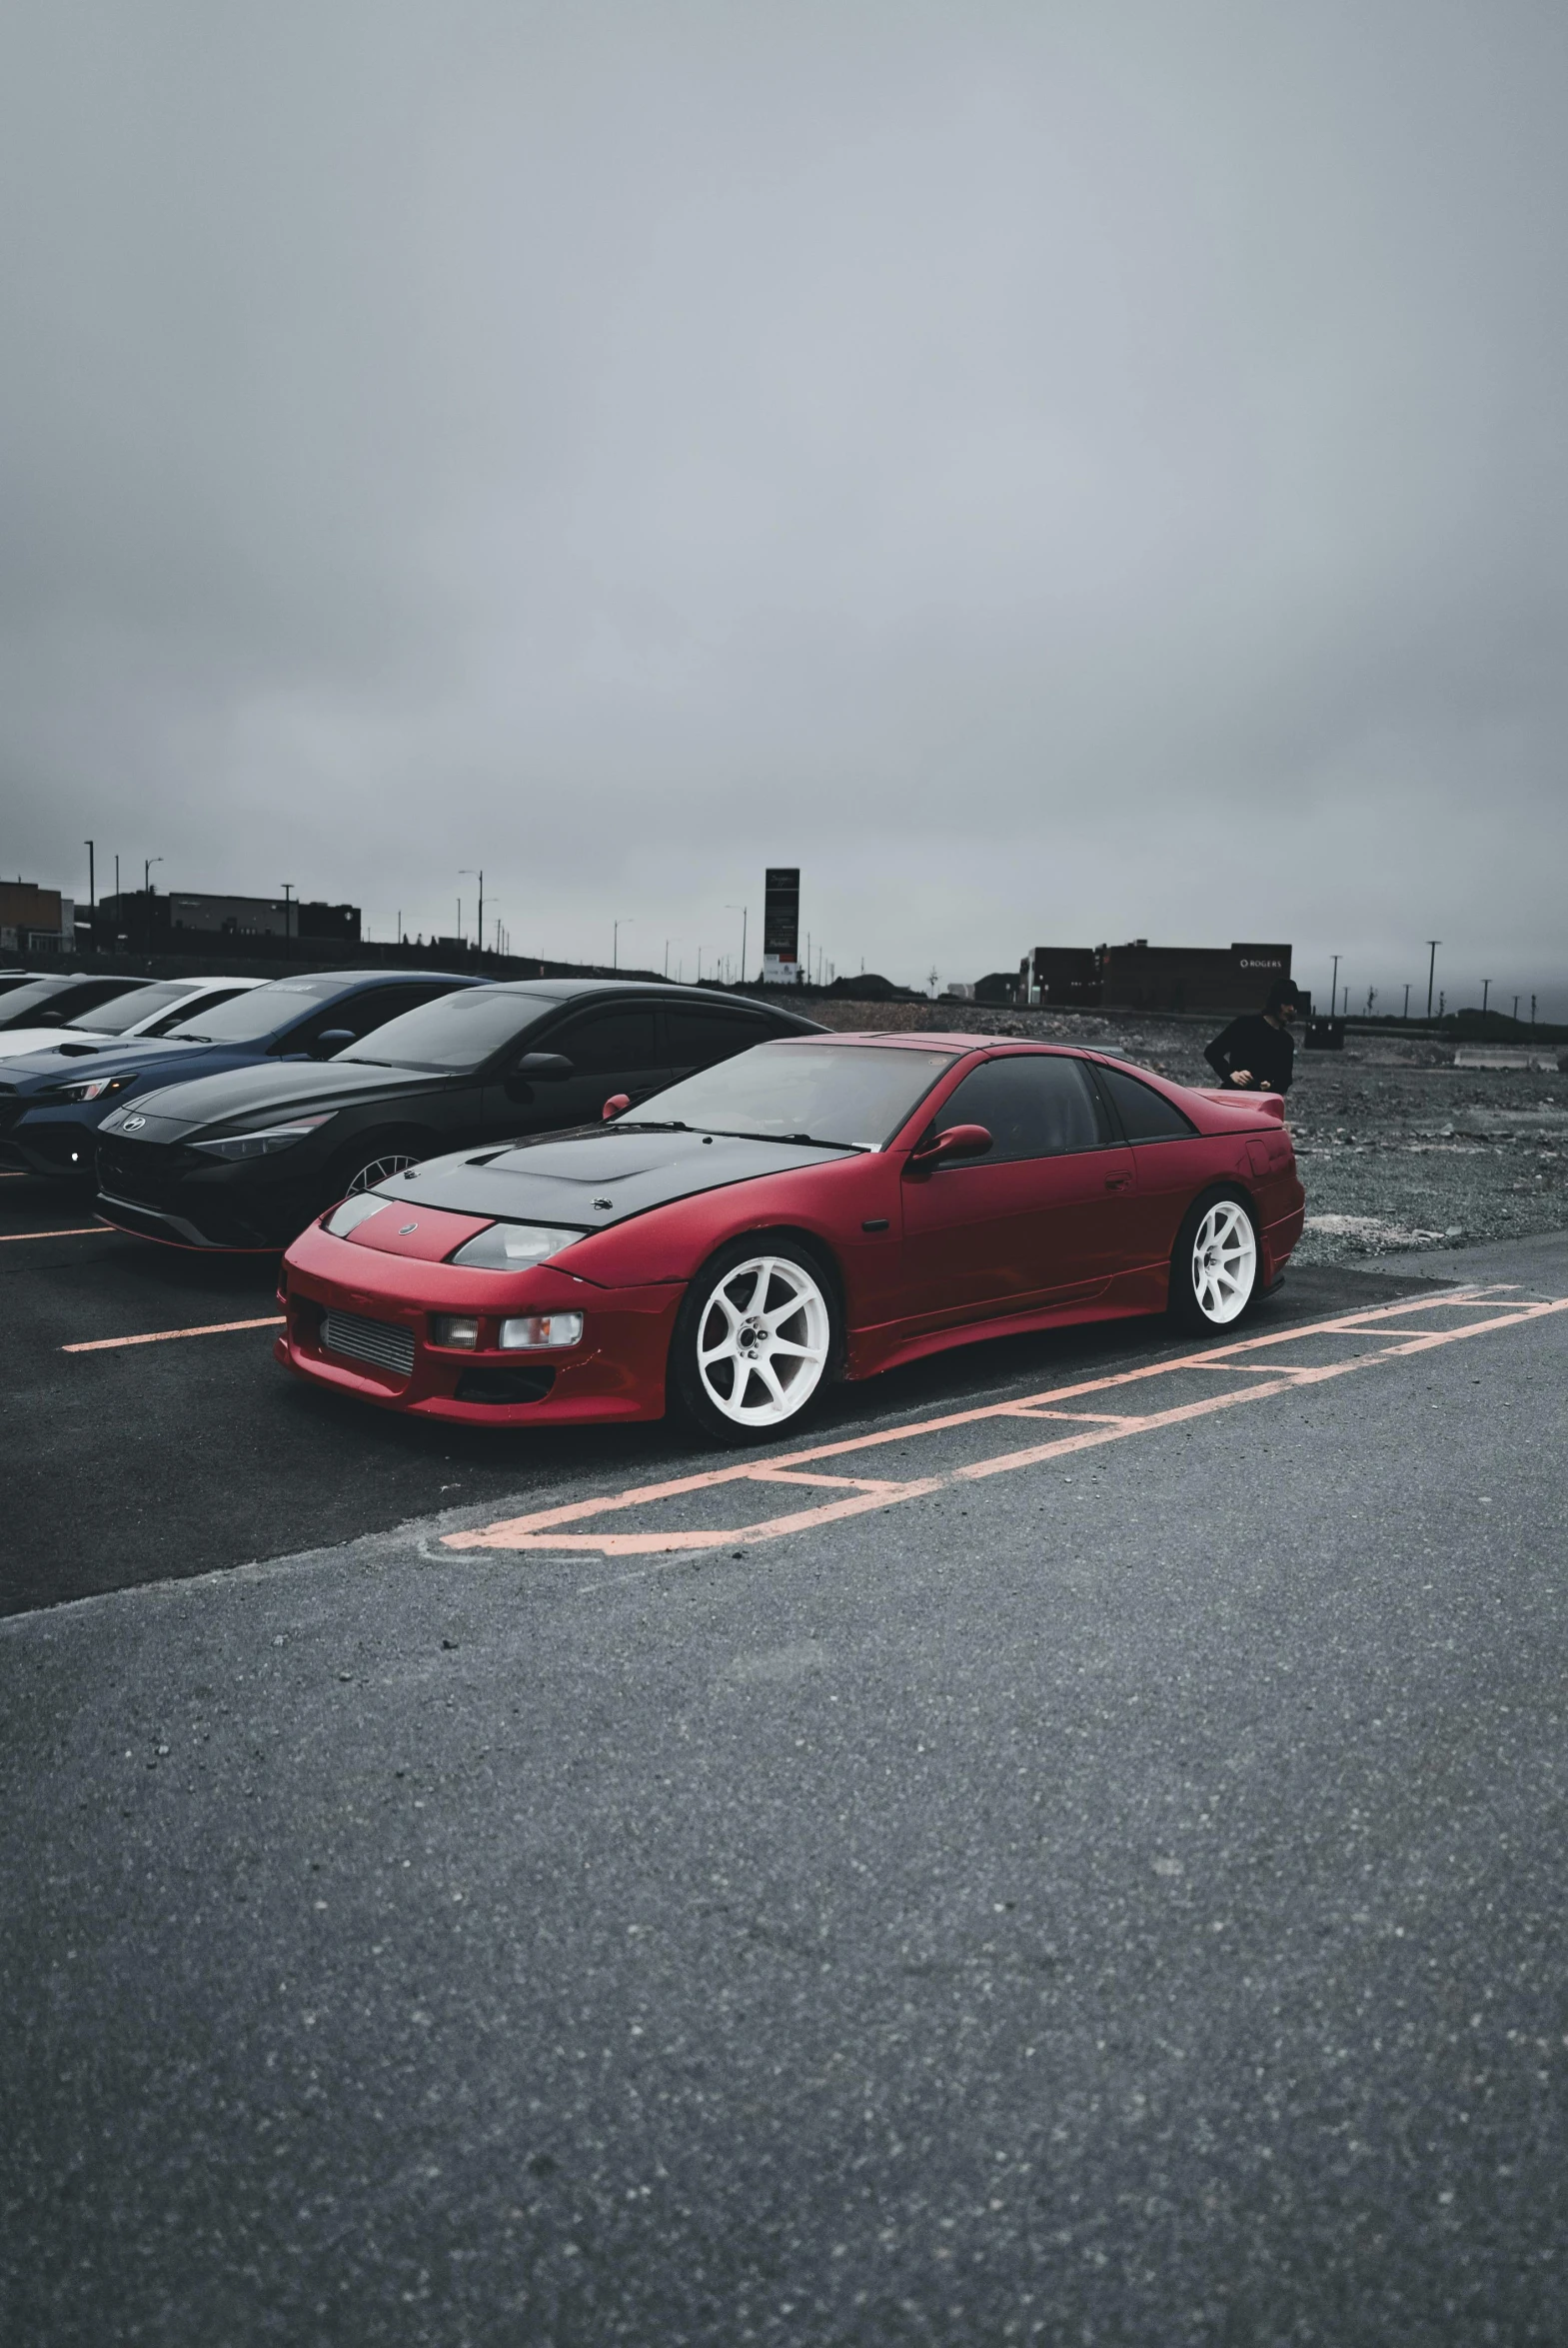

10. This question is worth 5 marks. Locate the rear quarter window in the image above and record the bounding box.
[1095,1064,1198,1142]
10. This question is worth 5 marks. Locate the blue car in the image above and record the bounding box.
[0,968,477,1183]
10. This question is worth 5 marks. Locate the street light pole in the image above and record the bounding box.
[1329,954,1340,1025]
[613,919,633,971]
[1481,978,1490,1022]
[1402,983,1410,1021]
[726,905,748,986]
[1426,941,1440,1023]
[460,871,484,963]
[83,841,94,952]
[144,857,163,955]
[281,883,295,942]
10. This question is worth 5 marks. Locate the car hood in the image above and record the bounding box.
[362,1126,856,1236]
[1,1036,256,1094]
[0,1025,122,1062]
[105,1057,450,1137]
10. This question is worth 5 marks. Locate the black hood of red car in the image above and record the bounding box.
[372,1125,857,1231]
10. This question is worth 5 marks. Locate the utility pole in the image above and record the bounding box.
[83,841,95,952]
[1329,954,1340,1024]
[460,871,484,962]
[1481,978,1490,1021]
[281,883,295,942]
[1531,994,1537,1030]
[1512,995,1519,1025]
[144,857,163,955]
[1402,983,1410,1021]
[1425,941,1440,1022]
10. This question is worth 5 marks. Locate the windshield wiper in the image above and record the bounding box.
[696,1128,862,1151]
[616,1119,690,1132]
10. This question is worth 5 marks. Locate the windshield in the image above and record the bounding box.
[167,976,347,1044]
[621,1043,958,1147]
[77,982,201,1036]
[0,977,87,1022]
[338,988,555,1073]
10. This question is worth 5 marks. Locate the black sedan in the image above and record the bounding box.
[95,981,824,1249]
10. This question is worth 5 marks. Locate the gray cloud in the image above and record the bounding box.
[3,0,1565,1011]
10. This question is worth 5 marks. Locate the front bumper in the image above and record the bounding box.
[95,1132,324,1249]
[278,1220,684,1425]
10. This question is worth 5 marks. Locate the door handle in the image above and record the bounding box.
[1104,1174,1132,1191]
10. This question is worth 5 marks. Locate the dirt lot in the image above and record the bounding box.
[801,999,1568,1265]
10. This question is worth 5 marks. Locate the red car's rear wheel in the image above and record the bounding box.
[1169,1190,1259,1332]
[671,1239,839,1444]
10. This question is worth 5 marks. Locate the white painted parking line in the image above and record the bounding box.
[62,1315,286,1354]
[1,1225,112,1242]
[445,1286,1568,1561]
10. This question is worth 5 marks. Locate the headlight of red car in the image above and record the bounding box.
[447,1221,587,1268]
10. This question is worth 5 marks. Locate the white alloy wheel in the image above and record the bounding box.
[1189,1198,1257,1325]
[694,1253,831,1430]
[347,1151,420,1193]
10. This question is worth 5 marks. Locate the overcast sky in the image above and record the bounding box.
[3,0,1565,1012]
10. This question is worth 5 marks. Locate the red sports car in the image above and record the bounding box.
[277,1034,1303,1442]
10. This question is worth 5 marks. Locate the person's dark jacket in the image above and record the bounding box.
[1204,1013,1294,1094]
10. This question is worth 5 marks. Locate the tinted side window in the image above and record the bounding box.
[551,1007,661,1076]
[932,1055,1106,1164]
[353,984,457,1032]
[1096,1064,1197,1141]
[664,1008,767,1068]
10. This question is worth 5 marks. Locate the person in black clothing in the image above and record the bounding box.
[1204,979,1304,1094]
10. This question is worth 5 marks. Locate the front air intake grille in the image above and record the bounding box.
[320,1310,416,1378]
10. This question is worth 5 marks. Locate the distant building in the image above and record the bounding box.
[0,880,75,956]
[99,890,361,947]
[1027,940,1292,1016]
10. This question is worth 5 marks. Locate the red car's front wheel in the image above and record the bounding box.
[671,1240,839,1445]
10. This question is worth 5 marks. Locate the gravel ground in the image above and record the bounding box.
[796,999,1568,1266]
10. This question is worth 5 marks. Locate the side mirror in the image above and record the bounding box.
[515,1052,573,1081]
[908,1122,993,1170]
[316,1029,356,1054]
[602,1093,632,1121]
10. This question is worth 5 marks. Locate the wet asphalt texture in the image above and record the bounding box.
[3,1225,1567,2344]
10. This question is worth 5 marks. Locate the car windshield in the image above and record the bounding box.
[621,1043,958,1147]
[77,983,202,1036]
[0,978,88,1022]
[338,989,558,1073]
[167,976,349,1043]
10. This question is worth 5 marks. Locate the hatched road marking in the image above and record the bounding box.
[444,1285,1568,1561]
[61,1314,286,1354]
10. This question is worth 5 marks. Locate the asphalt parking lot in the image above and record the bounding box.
[5,1175,1568,2344]
[0,1166,1462,1616]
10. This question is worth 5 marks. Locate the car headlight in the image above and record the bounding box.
[46,1072,140,1104]
[324,1190,393,1236]
[501,1312,584,1349]
[447,1222,586,1269]
[190,1114,336,1162]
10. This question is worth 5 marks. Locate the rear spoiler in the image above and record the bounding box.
[1198,1089,1285,1123]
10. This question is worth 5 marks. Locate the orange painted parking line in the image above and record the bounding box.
[0,1225,112,1242]
[62,1314,286,1354]
[444,1288,1568,1560]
